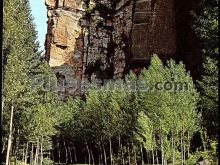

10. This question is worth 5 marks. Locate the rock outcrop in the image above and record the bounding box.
[45,0,198,98]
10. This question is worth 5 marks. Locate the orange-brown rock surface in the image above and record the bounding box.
[45,0,200,98]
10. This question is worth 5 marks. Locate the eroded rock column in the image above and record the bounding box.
[45,0,85,97]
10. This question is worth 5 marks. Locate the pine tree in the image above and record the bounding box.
[3,0,40,163]
[193,1,218,139]
[3,0,59,164]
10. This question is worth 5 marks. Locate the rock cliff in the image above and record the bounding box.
[45,0,199,98]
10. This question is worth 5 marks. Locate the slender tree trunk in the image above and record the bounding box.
[118,135,121,158]
[34,139,39,165]
[172,136,175,165]
[14,129,20,165]
[90,147,95,165]
[128,145,131,165]
[164,154,167,165]
[2,141,6,155]
[30,143,34,165]
[22,146,25,164]
[102,142,107,165]
[147,151,150,165]
[63,141,68,164]
[34,141,39,165]
[187,132,190,159]
[131,142,137,165]
[40,136,43,165]
[152,149,155,165]
[161,138,164,165]
[5,105,14,165]
[181,131,183,165]
[99,140,103,165]
[24,142,29,165]
[86,141,91,164]
[73,143,77,163]
[109,137,113,165]
[1,98,4,124]
[1,99,5,153]
[134,146,137,165]
[155,150,159,165]
[183,130,186,165]
[68,146,73,164]
[120,142,125,165]
[98,141,101,165]
[141,146,144,165]
[16,143,20,165]
[57,139,60,163]
[122,149,125,165]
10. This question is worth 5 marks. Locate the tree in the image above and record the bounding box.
[136,55,200,164]
[3,0,40,164]
[135,111,155,165]
[2,0,59,164]
[193,1,219,139]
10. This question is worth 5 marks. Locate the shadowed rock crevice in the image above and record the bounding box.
[174,0,202,79]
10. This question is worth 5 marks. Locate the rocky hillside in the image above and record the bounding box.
[45,0,200,98]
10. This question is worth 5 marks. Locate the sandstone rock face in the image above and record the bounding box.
[45,0,177,98]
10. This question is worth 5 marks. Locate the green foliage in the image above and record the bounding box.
[42,158,54,165]
[3,0,217,164]
[10,159,29,165]
[135,55,200,163]
[135,111,154,151]
[186,143,218,165]
[83,78,138,140]
[193,1,219,139]
[2,0,64,163]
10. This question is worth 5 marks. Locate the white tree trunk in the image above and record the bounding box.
[134,147,137,165]
[161,138,164,165]
[187,132,190,158]
[181,132,183,165]
[152,149,155,165]
[24,142,29,165]
[128,145,131,165]
[14,129,20,165]
[63,141,68,163]
[68,146,73,164]
[34,139,39,165]
[102,143,107,165]
[109,137,113,165]
[40,136,43,165]
[86,141,91,165]
[22,146,25,164]
[30,143,34,165]
[155,150,159,164]
[141,146,144,165]
[1,98,4,124]
[183,130,186,165]
[99,140,103,165]
[5,105,14,165]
